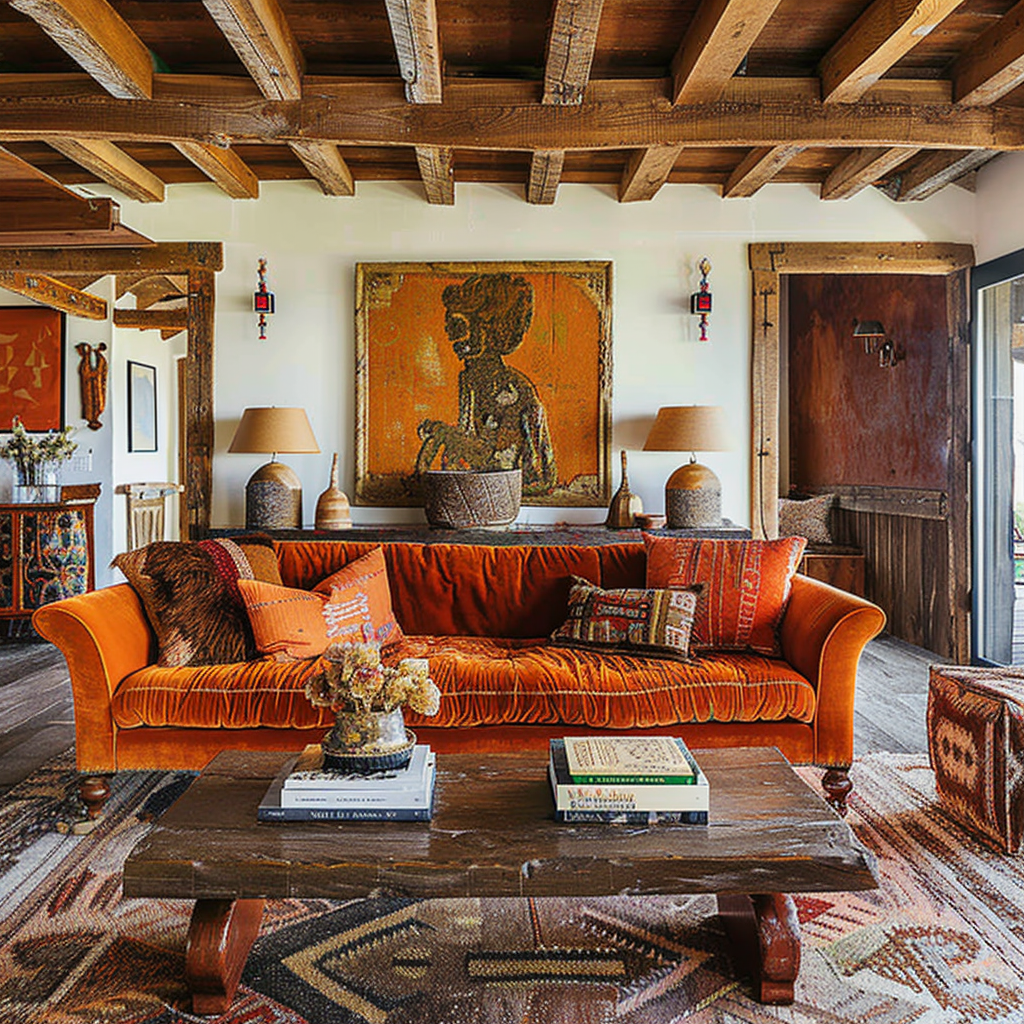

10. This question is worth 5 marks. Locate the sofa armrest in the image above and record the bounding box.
[32,584,155,773]
[779,574,886,768]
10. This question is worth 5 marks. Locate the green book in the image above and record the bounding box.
[561,735,698,785]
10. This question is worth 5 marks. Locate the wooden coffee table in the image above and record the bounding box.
[123,746,877,1014]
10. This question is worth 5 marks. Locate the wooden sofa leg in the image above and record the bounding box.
[79,775,111,819]
[821,768,852,817]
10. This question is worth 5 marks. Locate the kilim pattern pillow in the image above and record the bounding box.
[643,535,806,656]
[312,546,404,648]
[778,493,835,545]
[238,579,329,660]
[550,576,699,662]
[112,536,280,666]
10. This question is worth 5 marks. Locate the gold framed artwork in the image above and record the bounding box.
[354,261,613,507]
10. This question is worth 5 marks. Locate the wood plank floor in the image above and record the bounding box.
[0,632,937,796]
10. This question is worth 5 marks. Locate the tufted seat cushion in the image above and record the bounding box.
[112,635,817,732]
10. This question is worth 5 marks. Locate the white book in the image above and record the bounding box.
[281,755,436,809]
[283,744,431,791]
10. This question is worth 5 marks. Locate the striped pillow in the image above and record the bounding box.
[644,535,806,656]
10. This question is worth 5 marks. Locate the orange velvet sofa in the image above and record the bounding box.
[32,539,885,816]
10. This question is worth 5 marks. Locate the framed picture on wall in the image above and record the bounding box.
[354,260,613,507]
[0,307,65,430]
[127,361,157,452]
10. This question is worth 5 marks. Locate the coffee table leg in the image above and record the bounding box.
[185,898,265,1015]
[716,892,800,1004]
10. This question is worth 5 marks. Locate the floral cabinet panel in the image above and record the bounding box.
[0,501,96,621]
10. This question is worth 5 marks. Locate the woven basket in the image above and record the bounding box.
[421,469,522,530]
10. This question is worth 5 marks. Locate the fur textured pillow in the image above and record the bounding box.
[778,494,835,545]
[643,535,806,656]
[550,576,700,662]
[112,537,279,667]
[312,546,404,648]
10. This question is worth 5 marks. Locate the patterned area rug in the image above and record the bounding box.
[2,751,1024,1023]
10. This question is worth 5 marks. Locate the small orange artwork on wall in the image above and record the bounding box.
[0,307,64,431]
[354,261,613,507]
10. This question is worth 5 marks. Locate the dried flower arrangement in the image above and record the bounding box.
[305,641,440,717]
[0,416,77,482]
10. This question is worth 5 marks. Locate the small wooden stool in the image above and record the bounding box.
[927,665,1024,852]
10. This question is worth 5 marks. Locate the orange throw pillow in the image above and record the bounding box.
[312,546,405,648]
[238,579,329,659]
[643,535,806,655]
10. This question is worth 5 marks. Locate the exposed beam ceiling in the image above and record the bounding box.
[173,140,260,199]
[952,0,1024,106]
[894,147,996,200]
[415,146,454,204]
[8,0,152,100]
[820,0,966,104]
[722,145,804,198]
[619,146,683,202]
[383,0,443,104]
[672,0,786,105]
[0,269,107,318]
[543,0,605,105]
[527,150,565,205]
[820,146,920,200]
[287,141,354,196]
[47,138,165,202]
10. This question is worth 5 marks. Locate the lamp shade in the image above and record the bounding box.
[643,405,729,453]
[228,407,320,455]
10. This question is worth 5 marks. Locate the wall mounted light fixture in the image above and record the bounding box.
[853,319,905,368]
[691,257,712,341]
[254,258,275,340]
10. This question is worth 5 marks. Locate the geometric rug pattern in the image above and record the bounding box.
[2,750,1024,1023]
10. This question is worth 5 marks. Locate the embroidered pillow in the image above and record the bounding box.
[238,579,329,659]
[550,576,700,662]
[112,536,280,666]
[312,546,404,648]
[643,535,806,655]
[778,494,835,546]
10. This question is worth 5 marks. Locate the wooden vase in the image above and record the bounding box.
[605,449,643,528]
[314,454,352,531]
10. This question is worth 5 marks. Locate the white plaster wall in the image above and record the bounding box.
[97,178,974,531]
[975,153,1024,265]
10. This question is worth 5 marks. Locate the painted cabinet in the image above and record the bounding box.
[0,501,96,624]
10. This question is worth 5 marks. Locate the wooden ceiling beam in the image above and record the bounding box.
[8,0,153,100]
[0,196,116,232]
[200,0,304,101]
[894,148,995,200]
[173,140,259,198]
[722,144,803,197]
[0,269,107,318]
[820,145,919,199]
[0,77,1021,152]
[953,0,1024,106]
[543,0,605,105]
[415,145,453,204]
[618,145,682,202]
[749,240,974,274]
[820,0,965,104]
[0,242,223,273]
[287,140,354,196]
[672,0,786,105]
[383,0,443,104]
[527,150,564,204]
[114,307,188,331]
[48,138,165,202]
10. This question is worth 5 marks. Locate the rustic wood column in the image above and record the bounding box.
[185,268,215,539]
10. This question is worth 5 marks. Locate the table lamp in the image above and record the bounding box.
[228,407,320,529]
[643,405,729,528]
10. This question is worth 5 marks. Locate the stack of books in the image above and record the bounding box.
[549,735,709,824]
[258,743,436,822]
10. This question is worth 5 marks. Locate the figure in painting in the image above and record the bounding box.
[415,273,557,495]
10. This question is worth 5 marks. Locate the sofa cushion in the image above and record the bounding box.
[276,541,603,637]
[311,546,404,647]
[644,535,806,656]
[550,577,699,662]
[779,493,835,545]
[238,579,329,660]
[111,638,816,732]
[111,537,280,667]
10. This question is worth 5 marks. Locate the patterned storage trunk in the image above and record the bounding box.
[927,665,1024,853]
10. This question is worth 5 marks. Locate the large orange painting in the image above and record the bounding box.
[0,307,64,431]
[355,261,612,507]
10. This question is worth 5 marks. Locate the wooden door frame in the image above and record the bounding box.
[749,241,975,659]
[0,243,223,538]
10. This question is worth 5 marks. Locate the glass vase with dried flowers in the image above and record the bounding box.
[305,640,440,772]
[0,416,78,503]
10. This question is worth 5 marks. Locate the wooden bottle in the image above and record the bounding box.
[314,454,352,530]
[605,449,643,529]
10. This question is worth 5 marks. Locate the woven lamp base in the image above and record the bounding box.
[665,461,721,528]
[245,461,302,529]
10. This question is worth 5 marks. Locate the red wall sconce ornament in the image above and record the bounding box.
[254,258,275,340]
[691,257,712,341]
